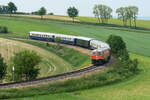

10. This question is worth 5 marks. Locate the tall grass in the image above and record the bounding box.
[0,53,139,99]
[17,39,90,69]
[10,53,149,100]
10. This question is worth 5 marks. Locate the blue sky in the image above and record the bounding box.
[0,0,149,17]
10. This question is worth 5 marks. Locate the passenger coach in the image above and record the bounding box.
[75,36,94,48]
[54,34,77,45]
[29,31,55,41]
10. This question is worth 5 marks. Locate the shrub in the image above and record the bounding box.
[55,37,62,49]
[0,54,7,81]
[106,35,139,77]
[98,72,108,81]
[2,26,8,33]
[129,59,139,73]
[12,50,41,81]
[48,12,54,15]
[106,35,129,59]
[0,26,8,33]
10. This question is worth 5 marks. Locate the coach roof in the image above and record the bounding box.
[30,31,56,36]
[76,36,94,41]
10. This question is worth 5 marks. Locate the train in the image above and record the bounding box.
[29,31,111,65]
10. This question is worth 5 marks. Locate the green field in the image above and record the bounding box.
[0,38,73,79]
[76,16,150,30]
[0,16,150,57]
[0,38,90,82]
[0,15,150,100]
[13,54,150,100]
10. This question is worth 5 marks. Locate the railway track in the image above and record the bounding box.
[0,38,114,89]
[0,57,114,89]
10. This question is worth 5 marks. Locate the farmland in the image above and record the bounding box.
[0,15,150,57]
[0,38,90,81]
[76,16,150,30]
[0,15,150,100]
[13,54,150,100]
[0,38,72,79]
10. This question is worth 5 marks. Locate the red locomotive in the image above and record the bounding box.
[91,48,111,65]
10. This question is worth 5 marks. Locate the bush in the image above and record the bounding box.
[12,50,41,81]
[48,12,54,15]
[106,35,129,59]
[106,34,139,77]
[54,37,62,49]
[0,26,8,33]
[129,59,139,73]
[0,54,7,81]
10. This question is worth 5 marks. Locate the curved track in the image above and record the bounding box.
[0,38,114,89]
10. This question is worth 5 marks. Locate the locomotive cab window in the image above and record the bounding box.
[97,52,103,55]
[92,52,97,55]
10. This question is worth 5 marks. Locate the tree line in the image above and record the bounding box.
[93,4,139,28]
[0,2,139,28]
[0,2,17,16]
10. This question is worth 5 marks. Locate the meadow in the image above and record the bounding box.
[0,15,150,57]
[0,38,90,82]
[13,54,150,100]
[76,16,150,30]
[0,15,150,100]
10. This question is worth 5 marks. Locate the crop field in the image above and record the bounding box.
[0,15,150,100]
[76,16,150,30]
[13,54,150,100]
[0,38,73,79]
[4,14,150,30]
[0,16,150,57]
[9,14,79,22]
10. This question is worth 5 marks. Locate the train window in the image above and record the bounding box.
[97,52,101,55]
[98,52,104,55]
[92,52,97,55]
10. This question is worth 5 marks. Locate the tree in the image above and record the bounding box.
[48,12,54,15]
[67,7,79,22]
[12,50,41,81]
[130,6,139,28]
[116,7,128,26]
[0,26,8,33]
[93,5,101,23]
[93,4,112,24]
[0,5,9,14]
[125,7,133,28]
[106,35,129,60]
[0,54,7,81]
[7,2,17,16]
[55,37,62,49]
[38,7,46,19]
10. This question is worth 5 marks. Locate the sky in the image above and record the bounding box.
[0,0,149,17]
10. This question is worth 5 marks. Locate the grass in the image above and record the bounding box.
[12,53,150,100]
[0,38,90,83]
[0,38,72,81]
[0,16,150,57]
[17,39,90,69]
[3,14,150,31]
[73,54,150,100]
[76,16,150,30]
[0,15,150,100]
